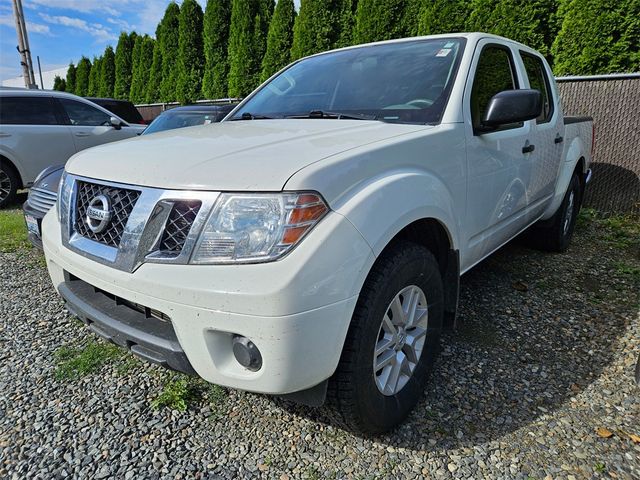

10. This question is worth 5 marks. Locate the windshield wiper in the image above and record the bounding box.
[230,112,274,120]
[285,110,378,121]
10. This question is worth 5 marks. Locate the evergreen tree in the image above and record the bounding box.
[290,0,354,60]
[159,2,181,102]
[75,57,91,96]
[176,0,205,104]
[227,0,273,97]
[114,31,138,100]
[87,56,101,97]
[130,35,155,103]
[552,0,640,74]
[354,0,409,44]
[261,0,296,81]
[99,46,116,98]
[467,0,557,58]
[53,75,66,91]
[203,0,232,99]
[146,24,163,103]
[418,0,470,35]
[65,63,76,94]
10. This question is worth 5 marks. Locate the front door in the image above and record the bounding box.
[462,41,538,269]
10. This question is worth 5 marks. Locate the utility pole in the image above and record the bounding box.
[12,0,37,89]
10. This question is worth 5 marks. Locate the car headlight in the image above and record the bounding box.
[191,192,328,264]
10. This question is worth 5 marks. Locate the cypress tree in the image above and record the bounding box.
[87,56,101,97]
[418,0,470,35]
[53,75,66,91]
[74,57,91,96]
[466,0,557,58]
[353,0,409,44]
[290,0,354,60]
[99,46,116,98]
[202,0,232,99]
[65,63,76,94]
[552,0,640,75]
[114,31,137,100]
[261,0,296,81]
[227,0,273,97]
[146,24,163,103]
[176,0,205,104]
[159,2,181,102]
[130,35,155,103]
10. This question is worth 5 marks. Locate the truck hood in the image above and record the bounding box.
[65,119,429,191]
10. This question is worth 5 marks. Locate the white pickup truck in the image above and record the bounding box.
[42,33,593,433]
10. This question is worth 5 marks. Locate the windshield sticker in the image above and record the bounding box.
[444,42,455,48]
[436,49,451,57]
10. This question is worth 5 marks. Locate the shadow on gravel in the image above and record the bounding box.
[279,222,638,450]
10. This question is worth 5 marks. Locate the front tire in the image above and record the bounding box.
[0,161,19,208]
[326,241,443,434]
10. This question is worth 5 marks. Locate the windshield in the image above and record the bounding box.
[142,111,220,135]
[232,38,465,125]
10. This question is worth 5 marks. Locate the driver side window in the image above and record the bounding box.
[470,45,518,131]
[59,99,111,126]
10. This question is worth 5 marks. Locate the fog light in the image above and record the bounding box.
[232,335,263,371]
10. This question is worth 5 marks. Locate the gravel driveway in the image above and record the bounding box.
[1,210,638,479]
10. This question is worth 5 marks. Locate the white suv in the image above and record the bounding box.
[0,89,144,207]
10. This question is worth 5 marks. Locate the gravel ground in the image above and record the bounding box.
[1,208,638,479]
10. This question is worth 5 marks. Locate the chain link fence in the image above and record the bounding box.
[557,74,640,214]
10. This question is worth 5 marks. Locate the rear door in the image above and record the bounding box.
[462,41,538,268]
[517,50,564,217]
[0,95,75,185]
[56,98,139,152]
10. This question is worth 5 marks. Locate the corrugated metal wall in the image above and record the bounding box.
[557,75,640,214]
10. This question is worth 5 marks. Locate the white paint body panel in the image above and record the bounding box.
[42,33,592,395]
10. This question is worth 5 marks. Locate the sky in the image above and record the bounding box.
[0,0,300,83]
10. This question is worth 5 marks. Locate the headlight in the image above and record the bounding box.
[191,192,328,264]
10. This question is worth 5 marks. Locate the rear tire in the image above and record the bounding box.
[0,160,19,208]
[326,241,443,434]
[527,173,582,252]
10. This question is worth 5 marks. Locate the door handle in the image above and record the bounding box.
[522,143,535,154]
[75,132,90,137]
[0,132,10,138]
[554,135,564,144]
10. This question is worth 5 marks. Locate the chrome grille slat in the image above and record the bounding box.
[74,181,141,248]
[28,188,58,214]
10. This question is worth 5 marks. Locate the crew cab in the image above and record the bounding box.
[42,33,593,433]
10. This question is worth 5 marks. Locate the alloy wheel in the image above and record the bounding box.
[373,285,429,396]
[0,168,11,203]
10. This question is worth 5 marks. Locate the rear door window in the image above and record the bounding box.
[0,96,59,125]
[520,52,553,123]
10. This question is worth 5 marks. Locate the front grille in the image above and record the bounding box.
[158,201,201,254]
[74,181,141,248]
[28,187,57,215]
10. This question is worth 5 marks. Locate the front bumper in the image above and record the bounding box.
[22,201,45,250]
[42,209,375,395]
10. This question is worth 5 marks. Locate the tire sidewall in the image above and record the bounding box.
[556,174,581,251]
[351,245,443,432]
[0,161,18,208]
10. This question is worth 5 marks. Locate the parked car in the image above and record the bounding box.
[86,97,147,126]
[42,33,593,433]
[0,89,145,207]
[141,104,238,135]
[21,103,239,248]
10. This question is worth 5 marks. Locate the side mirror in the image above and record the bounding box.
[110,116,123,130]
[479,89,542,132]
